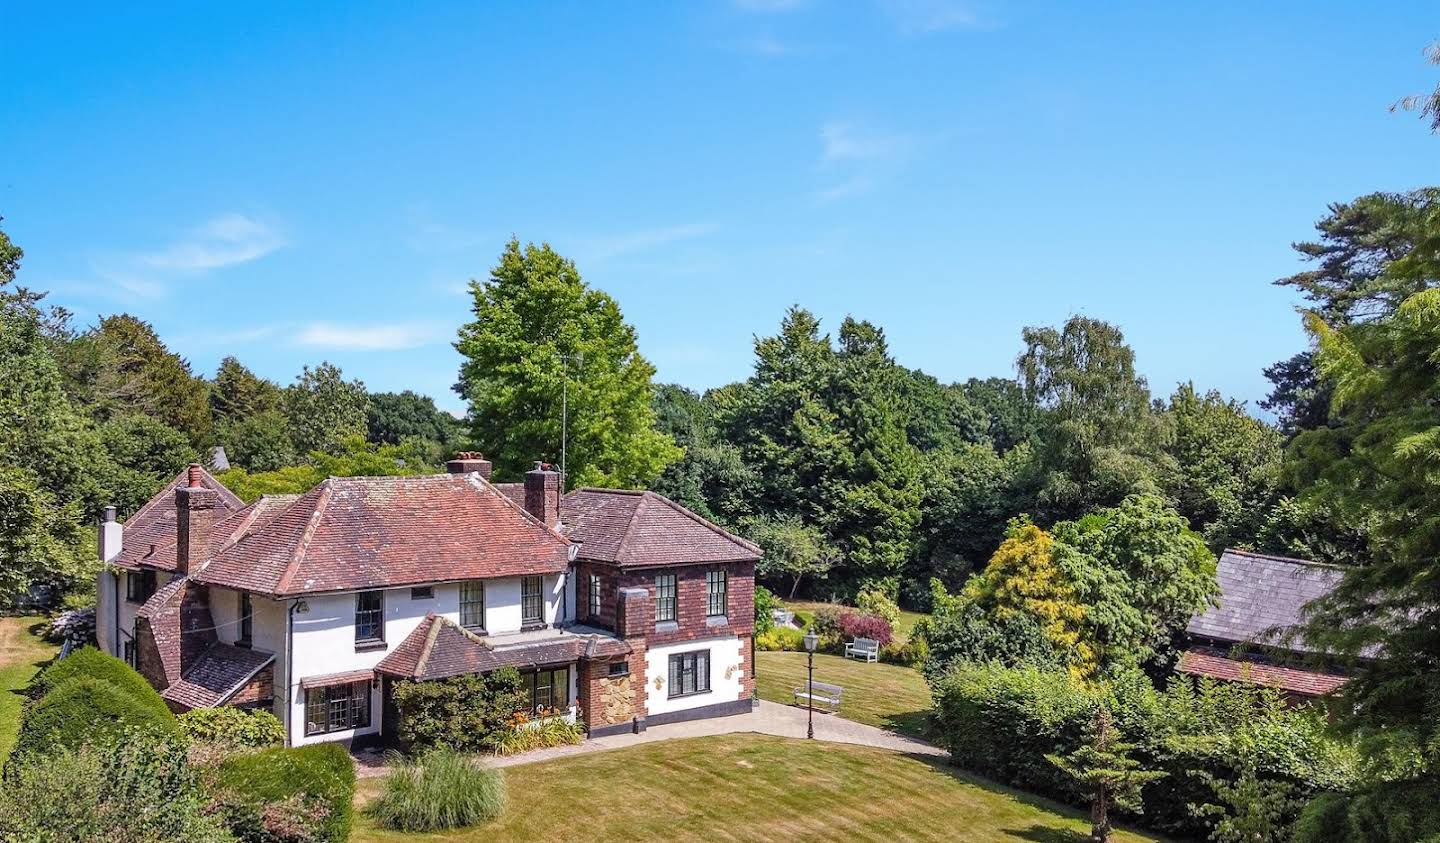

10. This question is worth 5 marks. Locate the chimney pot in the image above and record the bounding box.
[187,463,203,488]
[446,452,492,480]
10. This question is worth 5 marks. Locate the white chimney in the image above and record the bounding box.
[98,506,123,564]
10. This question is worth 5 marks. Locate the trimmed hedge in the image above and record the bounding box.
[932,661,1360,839]
[25,646,170,718]
[213,743,356,843]
[178,706,286,749]
[9,675,176,768]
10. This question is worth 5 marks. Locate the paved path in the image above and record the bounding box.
[355,700,944,777]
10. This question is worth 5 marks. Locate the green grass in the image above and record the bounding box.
[0,617,58,763]
[351,734,1160,842]
[755,650,934,738]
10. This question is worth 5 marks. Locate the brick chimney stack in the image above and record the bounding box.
[524,461,561,527]
[175,463,220,575]
[445,451,493,480]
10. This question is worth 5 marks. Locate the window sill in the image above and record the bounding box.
[462,626,487,636]
[654,621,679,633]
[519,621,547,632]
[667,689,712,701]
[354,640,387,652]
[234,640,252,649]
[706,616,729,627]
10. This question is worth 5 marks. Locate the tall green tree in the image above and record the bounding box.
[1018,316,1168,520]
[960,376,1039,453]
[454,239,679,488]
[210,356,282,423]
[1046,708,1166,843]
[66,315,213,447]
[1160,383,1283,550]
[914,442,1035,591]
[96,413,196,517]
[366,390,463,450]
[649,384,758,524]
[284,362,369,455]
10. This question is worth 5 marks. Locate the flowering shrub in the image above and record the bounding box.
[840,612,893,647]
[855,587,900,627]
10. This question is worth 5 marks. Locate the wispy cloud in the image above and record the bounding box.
[139,214,286,272]
[815,121,921,202]
[732,34,807,56]
[878,0,991,34]
[293,321,445,351]
[576,223,719,262]
[819,121,914,165]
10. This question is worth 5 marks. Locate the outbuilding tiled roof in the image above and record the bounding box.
[375,614,629,681]
[162,644,274,709]
[561,489,761,567]
[194,474,571,597]
[112,466,244,571]
[1178,648,1349,698]
[1187,549,1345,652]
[135,576,189,686]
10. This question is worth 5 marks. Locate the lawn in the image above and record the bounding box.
[352,734,1159,842]
[0,617,57,763]
[782,599,927,644]
[755,650,933,738]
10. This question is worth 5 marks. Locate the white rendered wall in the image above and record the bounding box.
[98,570,174,660]
[643,635,744,717]
[282,573,564,745]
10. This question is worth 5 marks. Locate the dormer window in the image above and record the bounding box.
[126,570,156,604]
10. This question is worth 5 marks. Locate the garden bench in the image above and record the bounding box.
[772,609,795,627]
[844,637,880,663]
[793,680,843,713]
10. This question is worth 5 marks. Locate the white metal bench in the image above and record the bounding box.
[793,680,843,713]
[845,637,880,662]
[772,609,795,627]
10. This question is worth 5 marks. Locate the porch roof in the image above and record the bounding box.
[375,614,630,682]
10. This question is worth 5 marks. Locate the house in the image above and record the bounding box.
[1180,548,1350,702]
[96,455,761,746]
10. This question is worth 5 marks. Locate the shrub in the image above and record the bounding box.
[931,661,1361,840]
[492,714,585,756]
[1292,778,1440,843]
[212,743,355,843]
[919,600,1063,681]
[810,606,845,651]
[25,646,169,717]
[754,585,781,634]
[839,612,893,647]
[391,668,527,753]
[367,749,506,831]
[0,727,234,843]
[9,675,176,769]
[179,706,286,750]
[756,626,805,651]
[855,586,900,627]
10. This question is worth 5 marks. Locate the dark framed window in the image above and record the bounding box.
[355,591,384,646]
[238,591,253,646]
[655,573,677,623]
[304,681,370,735]
[521,576,543,625]
[668,650,710,698]
[520,666,571,714]
[126,570,156,604]
[122,639,136,668]
[460,581,485,631]
[706,570,728,617]
[607,660,629,678]
[588,574,601,621]
[410,585,434,600]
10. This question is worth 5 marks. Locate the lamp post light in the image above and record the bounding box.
[803,630,818,740]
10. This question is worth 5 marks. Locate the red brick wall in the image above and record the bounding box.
[134,617,168,691]
[615,560,755,648]
[229,664,275,706]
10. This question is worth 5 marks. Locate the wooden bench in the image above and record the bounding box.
[845,637,880,663]
[793,680,843,713]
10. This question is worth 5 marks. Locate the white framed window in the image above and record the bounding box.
[655,573,677,622]
[706,570,727,617]
[304,682,370,735]
[668,650,710,698]
[521,576,543,625]
[460,581,485,631]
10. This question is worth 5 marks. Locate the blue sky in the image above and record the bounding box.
[3,2,1436,414]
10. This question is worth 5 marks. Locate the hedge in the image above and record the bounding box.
[1293,777,1440,843]
[931,661,1360,839]
[25,646,170,718]
[8,675,176,770]
[178,706,286,750]
[213,743,356,843]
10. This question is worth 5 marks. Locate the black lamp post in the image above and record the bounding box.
[803,629,818,740]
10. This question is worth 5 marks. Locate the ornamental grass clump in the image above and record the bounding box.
[367,749,506,832]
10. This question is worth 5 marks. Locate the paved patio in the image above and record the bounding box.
[354,699,944,777]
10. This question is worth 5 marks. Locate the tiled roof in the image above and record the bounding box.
[1178,648,1349,697]
[194,474,572,597]
[1187,549,1346,652]
[162,644,274,709]
[300,669,375,689]
[136,576,189,686]
[494,482,526,510]
[561,489,761,567]
[375,614,629,681]
[112,466,244,571]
